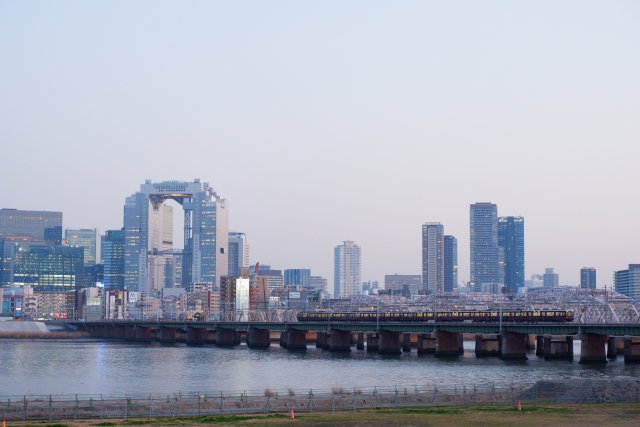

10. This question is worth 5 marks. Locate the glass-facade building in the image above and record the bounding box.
[443,235,458,292]
[498,216,525,294]
[228,231,249,277]
[580,267,596,289]
[614,265,640,298]
[103,228,125,290]
[124,180,228,293]
[284,269,311,288]
[470,203,499,292]
[65,228,100,267]
[10,244,84,292]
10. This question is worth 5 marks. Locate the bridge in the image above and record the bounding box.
[71,288,640,364]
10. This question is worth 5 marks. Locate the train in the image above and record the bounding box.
[297,309,574,323]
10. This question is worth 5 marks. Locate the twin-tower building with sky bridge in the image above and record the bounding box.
[123,179,228,295]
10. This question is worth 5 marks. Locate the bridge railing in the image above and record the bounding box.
[2,379,639,421]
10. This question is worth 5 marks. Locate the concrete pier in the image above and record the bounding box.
[536,335,544,357]
[475,334,501,357]
[216,328,236,346]
[435,331,460,358]
[286,329,307,350]
[500,332,527,360]
[329,330,352,352]
[402,333,412,353]
[159,327,177,344]
[624,336,640,363]
[378,330,402,355]
[135,326,153,342]
[579,333,607,364]
[543,335,574,360]
[186,327,206,345]
[356,332,365,350]
[247,328,271,349]
[366,333,379,352]
[607,336,618,359]
[526,334,536,350]
[124,325,136,341]
[205,330,216,344]
[417,333,436,354]
[316,331,329,349]
[279,330,288,348]
[114,325,125,340]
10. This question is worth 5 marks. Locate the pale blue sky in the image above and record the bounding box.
[1,1,639,287]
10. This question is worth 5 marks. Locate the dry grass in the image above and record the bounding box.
[8,403,640,427]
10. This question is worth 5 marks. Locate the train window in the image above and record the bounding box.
[453,312,458,317]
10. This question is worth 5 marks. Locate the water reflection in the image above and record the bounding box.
[2,339,639,396]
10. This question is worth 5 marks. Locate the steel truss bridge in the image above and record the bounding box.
[217,288,640,325]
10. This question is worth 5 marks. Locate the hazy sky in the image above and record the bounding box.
[1,1,639,288]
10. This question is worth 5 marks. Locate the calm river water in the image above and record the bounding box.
[2,339,639,396]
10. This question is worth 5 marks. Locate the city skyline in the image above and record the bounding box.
[2,3,639,288]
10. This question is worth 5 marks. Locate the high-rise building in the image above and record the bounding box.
[543,268,559,288]
[124,180,228,293]
[334,241,361,297]
[309,276,328,292]
[580,267,596,289]
[469,203,499,292]
[443,235,458,292]
[228,232,250,277]
[65,228,100,267]
[422,223,444,294]
[103,229,125,290]
[284,269,311,288]
[498,216,525,294]
[9,244,84,292]
[385,274,421,296]
[0,209,63,288]
[614,265,640,298]
[250,264,284,291]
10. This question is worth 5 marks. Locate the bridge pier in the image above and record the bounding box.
[95,325,105,338]
[286,329,307,350]
[607,336,619,359]
[316,331,329,349]
[279,330,288,348]
[247,328,271,349]
[124,325,137,341]
[417,333,436,354]
[329,330,351,352]
[366,333,379,352]
[624,336,640,363]
[500,332,527,360]
[216,328,236,346]
[536,335,544,357]
[159,327,177,344]
[135,326,153,342]
[186,327,206,345]
[579,333,607,364]
[378,330,402,355]
[402,333,412,353]
[475,334,501,357]
[205,330,217,344]
[543,335,574,360]
[355,332,364,350]
[114,325,126,340]
[435,331,460,358]
[526,334,536,350]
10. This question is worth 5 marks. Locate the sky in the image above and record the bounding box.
[1,1,639,288]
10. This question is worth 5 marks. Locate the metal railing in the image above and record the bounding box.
[2,379,639,421]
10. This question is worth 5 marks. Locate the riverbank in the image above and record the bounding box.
[8,403,640,426]
[0,331,89,339]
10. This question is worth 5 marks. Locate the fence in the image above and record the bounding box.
[2,379,640,421]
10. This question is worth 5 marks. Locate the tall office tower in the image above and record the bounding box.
[284,269,311,288]
[498,216,525,294]
[103,229,125,290]
[228,231,250,277]
[580,267,596,289]
[10,244,84,291]
[124,180,228,293]
[614,265,640,298]
[65,228,100,267]
[443,235,458,293]
[469,203,499,292]
[333,241,361,297]
[543,268,559,288]
[422,223,444,294]
[0,209,63,288]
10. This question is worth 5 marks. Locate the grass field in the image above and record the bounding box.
[9,403,640,427]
